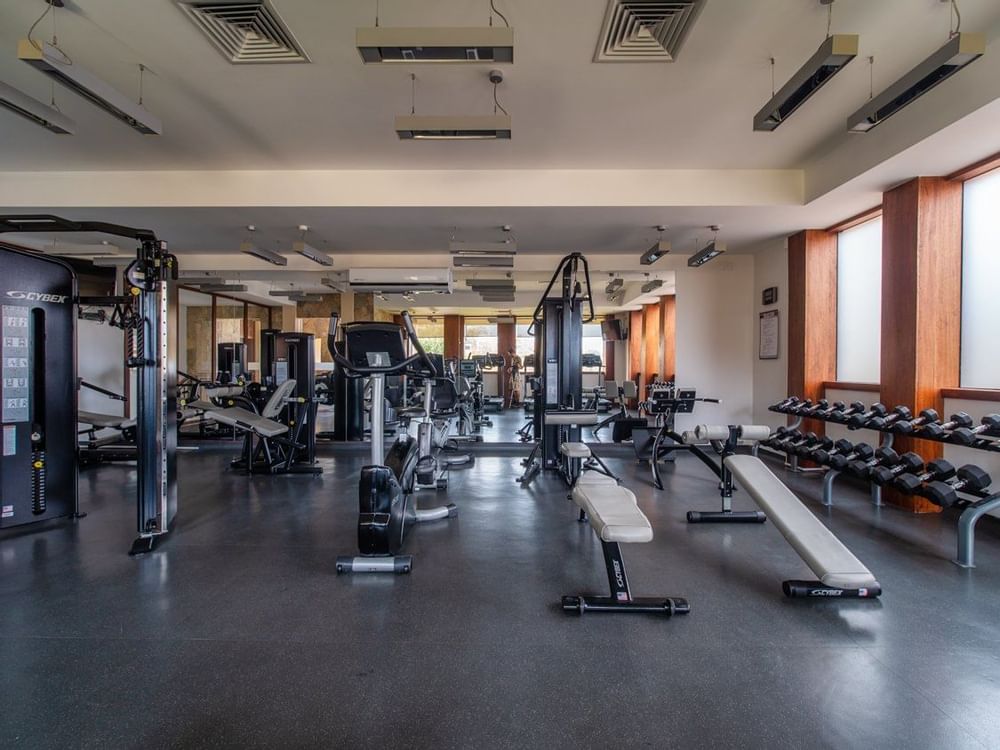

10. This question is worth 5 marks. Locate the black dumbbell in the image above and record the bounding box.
[920,413,973,440]
[829,443,875,471]
[847,403,888,429]
[829,402,866,424]
[785,433,821,455]
[892,408,939,435]
[789,399,816,416]
[812,401,847,419]
[803,399,829,415]
[847,447,899,478]
[894,459,956,494]
[949,414,1000,446]
[811,439,853,465]
[870,452,925,486]
[921,465,993,508]
[772,397,801,413]
[867,405,913,431]
[797,436,833,458]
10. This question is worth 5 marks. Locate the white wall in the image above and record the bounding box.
[674,254,755,433]
[78,319,127,418]
[751,240,788,429]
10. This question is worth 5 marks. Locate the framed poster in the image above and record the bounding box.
[759,310,779,360]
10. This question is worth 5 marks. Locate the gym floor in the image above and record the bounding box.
[3,419,1000,748]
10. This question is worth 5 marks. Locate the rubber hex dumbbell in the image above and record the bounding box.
[772,397,801,413]
[847,403,888,430]
[894,459,956,494]
[847,448,899,479]
[949,414,1000,446]
[870,451,924,486]
[765,427,797,447]
[787,434,824,457]
[921,465,993,508]
[797,436,833,458]
[920,413,973,440]
[813,401,847,419]
[810,439,853,465]
[830,402,866,424]
[892,408,939,435]
[867,406,913,431]
[803,399,829,416]
[829,443,875,471]
[789,399,816,416]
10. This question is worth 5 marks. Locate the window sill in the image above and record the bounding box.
[940,388,1000,402]
[822,381,881,393]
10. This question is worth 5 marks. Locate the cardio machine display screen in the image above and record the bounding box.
[342,325,406,369]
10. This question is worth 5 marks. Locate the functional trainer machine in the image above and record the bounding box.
[0,215,178,554]
[327,312,457,574]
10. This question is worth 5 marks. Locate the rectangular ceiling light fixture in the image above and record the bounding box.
[847,33,985,133]
[293,241,333,267]
[320,277,345,292]
[200,284,249,293]
[753,34,859,132]
[18,40,163,135]
[0,80,75,134]
[452,251,516,268]
[178,276,226,286]
[396,114,511,140]
[640,240,671,265]
[640,279,663,294]
[357,27,514,64]
[688,241,726,267]
[241,241,287,266]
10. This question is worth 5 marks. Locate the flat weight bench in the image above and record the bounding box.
[725,454,881,598]
[563,477,690,616]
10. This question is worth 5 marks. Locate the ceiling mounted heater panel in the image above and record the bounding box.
[177,1,310,63]
[357,27,514,64]
[594,0,706,62]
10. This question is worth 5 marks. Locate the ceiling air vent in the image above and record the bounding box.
[594,0,705,63]
[177,1,310,64]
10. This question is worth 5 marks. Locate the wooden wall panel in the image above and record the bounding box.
[443,315,464,361]
[787,230,838,435]
[628,309,643,383]
[643,303,661,390]
[604,340,615,381]
[880,177,963,513]
[660,295,676,383]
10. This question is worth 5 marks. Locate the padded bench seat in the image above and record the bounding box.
[560,442,592,459]
[78,411,135,430]
[725,454,879,591]
[545,410,600,426]
[206,407,288,439]
[572,483,653,544]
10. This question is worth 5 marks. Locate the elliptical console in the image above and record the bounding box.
[327,312,457,574]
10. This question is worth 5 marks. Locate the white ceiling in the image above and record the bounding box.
[0,0,997,171]
[2,0,1000,314]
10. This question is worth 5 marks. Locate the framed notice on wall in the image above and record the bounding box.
[759,310,779,360]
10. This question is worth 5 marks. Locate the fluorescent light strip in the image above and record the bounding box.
[640,240,671,266]
[847,33,985,133]
[18,40,162,135]
[0,80,75,134]
[688,241,726,268]
[293,241,333,267]
[241,242,288,266]
[357,27,514,64]
[754,34,859,132]
[396,114,511,141]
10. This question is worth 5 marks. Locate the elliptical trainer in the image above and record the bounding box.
[327,312,457,574]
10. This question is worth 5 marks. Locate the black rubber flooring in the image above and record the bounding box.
[2,420,1000,748]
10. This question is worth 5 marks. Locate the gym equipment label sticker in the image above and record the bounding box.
[1,306,30,423]
[3,425,15,456]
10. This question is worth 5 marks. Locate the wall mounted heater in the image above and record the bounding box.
[847,33,985,133]
[753,34,858,132]
[0,80,75,134]
[357,27,514,64]
[640,240,671,265]
[18,40,163,135]
[395,114,511,140]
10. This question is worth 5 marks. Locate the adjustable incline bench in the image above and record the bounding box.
[562,466,689,616]
[692,425,881,598]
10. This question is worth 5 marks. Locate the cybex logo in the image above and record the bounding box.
[809,589,843,597]
[5,291,69,304]
[612,559,625,588]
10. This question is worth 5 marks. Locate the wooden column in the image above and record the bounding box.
[880,177,963,513]
[443,315,464,361]
[628,309,643,406]
[660,295,676,383]
[604,340,615,381]
[497,320,516,402]
[787,230,838,434]
[643,303,661,389]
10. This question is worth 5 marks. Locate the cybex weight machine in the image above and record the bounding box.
[0,215,179,554]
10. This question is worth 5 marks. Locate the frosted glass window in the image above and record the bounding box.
[962,169,1000,388]
[836,217,882,383]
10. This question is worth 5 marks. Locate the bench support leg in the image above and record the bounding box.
[562,541,690,616]
[686,465,767,524]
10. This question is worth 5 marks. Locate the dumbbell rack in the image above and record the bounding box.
[770,398,1000,568]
